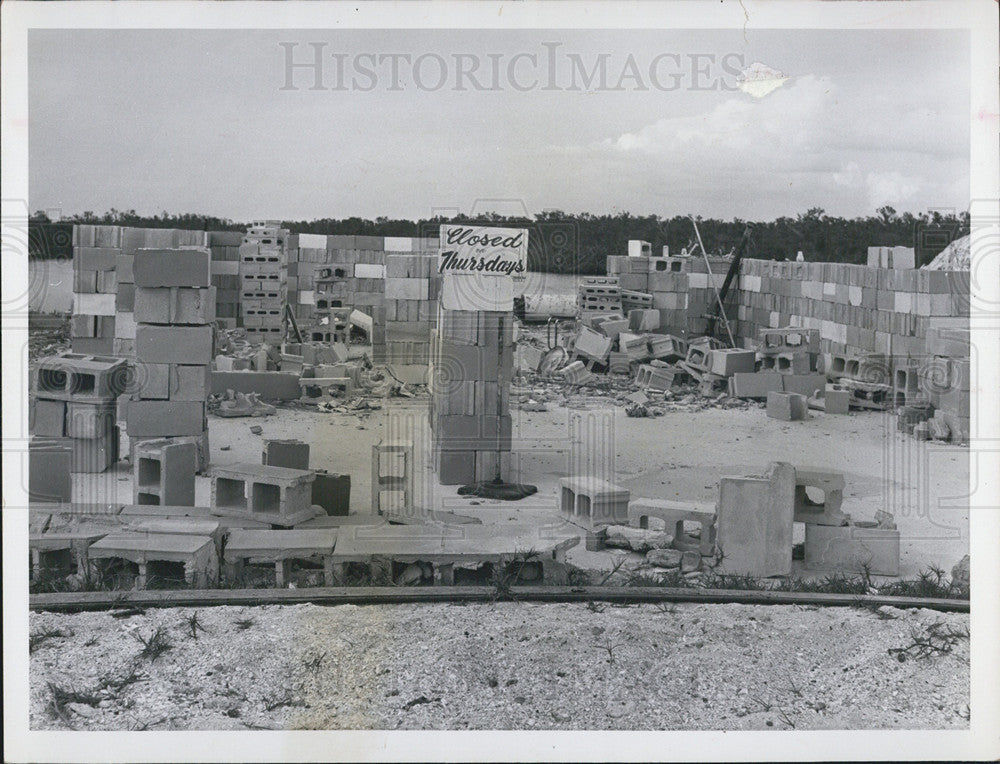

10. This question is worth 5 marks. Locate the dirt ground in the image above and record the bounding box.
[29,601,969,731]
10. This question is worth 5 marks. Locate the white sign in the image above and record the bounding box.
[438,224,528,280]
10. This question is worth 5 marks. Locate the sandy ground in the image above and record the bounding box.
[73,389,970,579]
[29,601,969,731]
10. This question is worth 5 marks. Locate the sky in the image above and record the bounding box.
[28,28,970,222]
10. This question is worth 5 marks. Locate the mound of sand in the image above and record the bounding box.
[923,234,970,271]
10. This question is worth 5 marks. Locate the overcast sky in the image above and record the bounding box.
[28,28,969,222]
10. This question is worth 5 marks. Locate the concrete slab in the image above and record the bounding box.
[716,462,795,577]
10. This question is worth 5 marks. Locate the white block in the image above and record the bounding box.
[441,273,514,312]
[211,260,240,276]
[298,233,327,249]
[298,290,315,305]
[384,277,429,300]
[769,311,781,327]
[894,292,912,314]
[354,263,385,279]
[823,282,837,298]
[74,292,116,316]
[848,286,863,306]
[383,237,413,253]
[628,240,652,257]
[688,273,709,288]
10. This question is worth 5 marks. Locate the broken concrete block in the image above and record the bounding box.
[648,335,688,361]
[634,364,674,391]
[169,364,212,401]
[619,332,651,362]
[807,385,850,415]
[133,248,211,288]
[717,461,795,577]
[133,439,197,506]
[646,548,683,568]
[767,391,808,421]
[262,439,310,470]
[684,344,710,372]
[628,498,717,555]
[804,521,900,576]
[728,372,783,399]
[708,348,756,377]
[793,469,849,526]
[602,525,672,553]
[558,360,593,385]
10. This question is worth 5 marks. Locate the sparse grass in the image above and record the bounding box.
[888,621,970,662]
[29,627,71,654]
[184,611,207,640]
[263,691,306,712]
[234,618,255,631]
[490,549,540,601]
[99,663,145,693]
[133,627,172,662]
[302,651,326,672]
[595,637,624,665]
[47,681,101,725]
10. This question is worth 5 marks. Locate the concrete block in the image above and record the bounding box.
[595,318,630,342]
[793,469,849,526]
[36,353,128,402]
[126,401,206,437]
[573,326,613,362]
[628,498,716,555]
[728,372,783,399]
[263,439,310,470]
[76,247,118,271]
[807,385,850,415]
[66,402,116,439]
[29,438,73,502]
[628,240,652,257]
[384,277,429,301]
[134,248,211,287]
[709,348,756,377]
[434,415,512,451]
[353,263,385,279]
[628,309,660,332]
[96,270,118,294]
[767,391,808,421]
[312,471,351,515]
[74,293,116,316]
[134,287,216,325]
[559,476,630,529]
[134,439,197,506]
[211,462,316,527]
[66,431,119,473]
[648,335,688,361]
[88,532,218,588]
[717,462,795,577]
[30,398,67,437]
[138,363,171,400]
[634,364,674,391]
[781,373,827,397]
[74,269,98,293]
[136,324,214,364]
[804,521,899,576]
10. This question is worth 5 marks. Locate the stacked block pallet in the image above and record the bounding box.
[430,309,515,485]
[737,258,968,360]
[239,221,290,345]
[377,244,439,366]
[31,353,127,475]
[126,247,214,472]
[287,232,329,322]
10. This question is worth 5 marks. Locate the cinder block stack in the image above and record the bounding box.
[379,244,438,365]
[431,309,514,485]
[239,221,290,345]
[127,247,214,471]
[207,230,243,329]
[31,352,127,473]
[737,259,968,360]
[923,322,971,442]
[290,233,328,320]
[71,225,121,355]
[578,276,622,317]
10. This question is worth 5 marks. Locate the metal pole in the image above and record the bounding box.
[690,217,736,348]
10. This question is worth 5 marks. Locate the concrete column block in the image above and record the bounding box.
[66,402,116,439]
[126,400,206,437]
[136,324,214,364]
[29,438,73,502]
[717,462,795,577]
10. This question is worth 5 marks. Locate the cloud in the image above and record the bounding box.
[550,74,967,218]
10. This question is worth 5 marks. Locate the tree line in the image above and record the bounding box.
[29,206,970,271]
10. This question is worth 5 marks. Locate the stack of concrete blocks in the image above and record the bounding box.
[923,323,971,442]
[627,240,653,258]
[326,234,386,315]
[32,352,126,474]
[737,258,967,363]
[115,227,211,359]
[378,241,438,366]
[207,230,244,329]
[239,221,290,345]
[431,309,514,485]
[288,233,329,321]
[71,225,121,355]
[128,247,214,472]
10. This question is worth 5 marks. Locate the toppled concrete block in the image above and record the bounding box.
[602,524,673,553]
[627,309,660,332]
[312,471,351,515]
[767,391,808,421]
[262,439,310,470]
[717,461,795,577]
[648,335,687,361]
[134,439,197,506]
[728,372,783,399]
[807,384,850,415]
[804,521,900,576]
[634,364,674,391]
[558,360,593,385]
[595,318,630,341]
[573,326,613,363]
[708,348,755,377]
[29,438,73,503]
[628,498,717,555]
[560,476,629,529]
